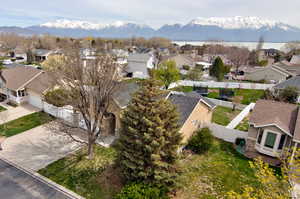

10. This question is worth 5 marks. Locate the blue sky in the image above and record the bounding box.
[1,0,300,28]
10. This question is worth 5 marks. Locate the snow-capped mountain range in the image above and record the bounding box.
[1,16,300,42]
[189,16,292,30]
[40,19,150,30]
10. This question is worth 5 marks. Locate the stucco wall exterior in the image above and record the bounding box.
[180,102,212,143]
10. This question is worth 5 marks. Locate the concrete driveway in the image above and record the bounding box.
[0,104,40,125]
[0,124,82,171]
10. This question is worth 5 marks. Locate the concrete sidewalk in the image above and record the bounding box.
[0,124,82,171]
[0,104,40,125]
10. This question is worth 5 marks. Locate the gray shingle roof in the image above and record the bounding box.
[113,82,139,108]
[274,76,300,91]
[128,53,151,62]
[33,49,53,56]
[126,53,151,74]
[185,91,216,108]
[168,93,200,126]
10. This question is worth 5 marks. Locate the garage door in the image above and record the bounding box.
[28,94,43,109]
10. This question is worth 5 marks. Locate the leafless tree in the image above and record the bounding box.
[0,33,22,55]
[43,45,120,159]
[227,47,250,75]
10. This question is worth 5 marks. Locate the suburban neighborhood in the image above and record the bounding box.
[1,2,300,199]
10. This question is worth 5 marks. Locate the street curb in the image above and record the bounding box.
[0,157,85,199]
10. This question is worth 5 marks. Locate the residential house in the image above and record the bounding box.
[258,49,280,59]
[111,49,129,65]
[80,48,97,60]
[258,48,281,65]
[32,49,58,62]
[123,53,155,79]
[195,61,212,78]
[274,76,300,102]
[0,66,51,108]
[272,61,300,76]
[245,100,300,165]
[290,55,300,65]
[109,83,216,142]
[161,54,195,68]
[161,54,195,75]
[244,65,294,83]
[168,92,216,142]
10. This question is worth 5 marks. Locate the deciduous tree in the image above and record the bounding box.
[43,46,119,159]
[153,60,180,89]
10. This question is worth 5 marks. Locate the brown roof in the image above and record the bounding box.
[293,110,300,142]
[2,66,42,91]
[26,72,53,94]
[250,100,299,136]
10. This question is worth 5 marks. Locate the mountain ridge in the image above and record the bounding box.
[1,16,300,42]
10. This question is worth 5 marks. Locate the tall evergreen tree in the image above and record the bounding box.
[210,56,225,81]
[117,79,182,190]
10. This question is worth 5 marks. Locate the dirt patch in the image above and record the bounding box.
[96,165,124,197]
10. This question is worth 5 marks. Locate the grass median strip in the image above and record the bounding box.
[0,106,7,112]
[0,112,54,137]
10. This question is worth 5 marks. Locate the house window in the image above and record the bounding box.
[11,90,17,97]
[264,132,277,149]
[278,134,286,150]
[257,129,263,144]
[17,90,27,97]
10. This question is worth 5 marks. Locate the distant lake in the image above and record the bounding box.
[173,41,286,51]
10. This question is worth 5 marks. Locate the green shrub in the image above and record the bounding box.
[182,65,190,70]
[186,128,214,154]
[258,60,268,66]
[44,89,69,107]
[115,183,168,199]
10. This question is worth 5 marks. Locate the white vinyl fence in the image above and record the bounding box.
[43,102,76,124]
[169,80,275,90]
[205,97,247,110]
[208,123,248,143]
[226,103,255,129]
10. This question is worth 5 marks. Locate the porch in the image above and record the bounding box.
[244,150,282,166]
[0,87,28,105]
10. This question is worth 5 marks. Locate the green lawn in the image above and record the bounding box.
[175,140,259,199]
[212,106,241,126]
[39,146,120,199]
[207,91,219,99]
[235,89,265,105]
[170,86,194,93]
[206,89,265,105]
[0,112,54,137]
[235,117,250,132]
[0,105,7,112]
